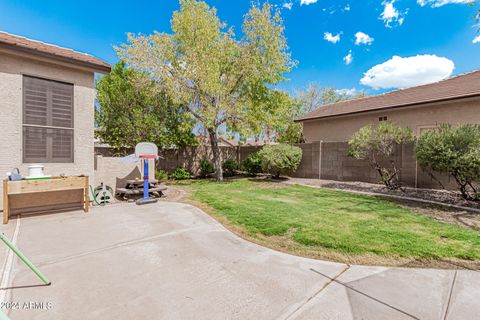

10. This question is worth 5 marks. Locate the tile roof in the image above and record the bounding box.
[0,31,111,73]
[296,70,480,122]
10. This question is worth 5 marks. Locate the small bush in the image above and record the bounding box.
[199,159,215,178]
[258,144,302,179]
[349,122,415,190]
[170,167,192,180]
[155,169,169,181]
[222,159,239,177]
[242,152,262,176]
[416,124,480,201]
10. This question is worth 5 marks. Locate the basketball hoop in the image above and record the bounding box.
[135,142,158,205]
[135,142,158,159]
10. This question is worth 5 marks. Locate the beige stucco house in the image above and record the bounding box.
[0,31,110,209]
[296,70,480,142]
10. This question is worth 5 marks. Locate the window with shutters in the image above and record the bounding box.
[23,76,74,163]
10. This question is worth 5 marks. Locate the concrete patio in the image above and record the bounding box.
[0,202,479,319]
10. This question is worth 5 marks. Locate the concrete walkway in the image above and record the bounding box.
[0,203,478,320]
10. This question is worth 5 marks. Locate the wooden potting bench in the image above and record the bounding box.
[3,176,89,224]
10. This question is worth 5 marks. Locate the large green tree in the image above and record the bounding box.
[272,91,304,144]
[95,62,196,151]
[248,89,301,144]
[118,0,295,180]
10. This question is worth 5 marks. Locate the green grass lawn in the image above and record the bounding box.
[184,179,480,264]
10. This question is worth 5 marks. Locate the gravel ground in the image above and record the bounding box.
[157,185,187,202]
[115,183,186,203]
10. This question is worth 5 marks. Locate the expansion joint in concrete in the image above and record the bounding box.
[38,225,213,267]
[309,267,421,320]
[281,264,351,320]
[442,270,458,320]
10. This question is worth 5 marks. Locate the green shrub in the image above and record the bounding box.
[258,144,302,179]
[349,122,415,190]
[155,169,169,181]
[222,159,239,177]
[170,167,192,180]
[199,159,215,178]
[416,124,480,201]
[242,152,263,176]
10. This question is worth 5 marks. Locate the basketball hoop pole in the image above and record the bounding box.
[143,158,149,199]
[135,154,157,205]
[134,142,159,205]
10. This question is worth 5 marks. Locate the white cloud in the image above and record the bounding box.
[473,35,480,43]
[360,54,455,89]
[282,2,293,10]
[335,88,357,95]
[344,51,353,65]
[344,4,351,11]
[355,32,374,45]
[380,1,406,28]
[417,0,472,7]
[324,32,341,44]
[300,0,318,5]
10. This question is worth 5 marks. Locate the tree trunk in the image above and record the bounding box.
[208,128,223,181]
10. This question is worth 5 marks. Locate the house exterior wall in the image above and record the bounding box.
[302,98,480,143]
[0,51,95,210]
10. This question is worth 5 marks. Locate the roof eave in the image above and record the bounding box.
[294,94,480,123]
[0,43,111,74]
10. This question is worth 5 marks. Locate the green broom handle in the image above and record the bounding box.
[0,309,10,320]
[0,233,50,285]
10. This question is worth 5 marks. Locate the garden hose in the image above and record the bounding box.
[89,184,106,206]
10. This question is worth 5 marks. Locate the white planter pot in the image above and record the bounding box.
[28,164,45,178]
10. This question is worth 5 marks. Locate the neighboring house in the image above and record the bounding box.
[296,70,480,142]
[0,31,110,209]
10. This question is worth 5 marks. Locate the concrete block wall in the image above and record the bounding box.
[158,146,245,176]
[290,142,321,179]
[156,143,320,178]
[238,146,262,163]
[399,143,416,187]
[319,142,454,190]
[94,155,142,191]
[417,167,456,190]
[320,142,378,183]
[94,142,457,191]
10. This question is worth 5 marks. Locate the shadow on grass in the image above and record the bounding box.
[247,176,290,183]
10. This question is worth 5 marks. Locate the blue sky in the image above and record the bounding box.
[0,0,479,95]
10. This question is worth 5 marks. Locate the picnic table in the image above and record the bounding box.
[116,179,167,199]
